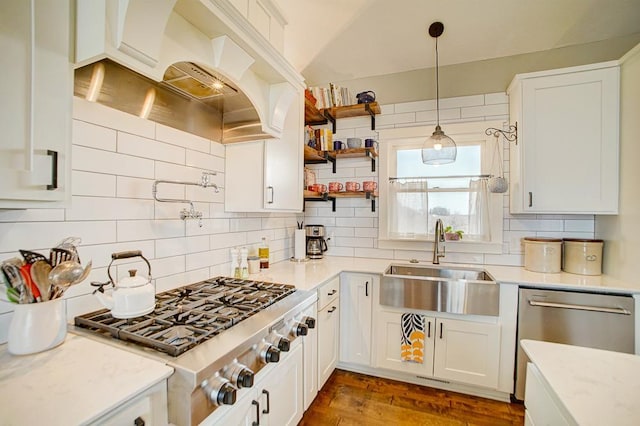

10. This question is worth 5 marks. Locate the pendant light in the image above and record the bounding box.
[422,22,457,165]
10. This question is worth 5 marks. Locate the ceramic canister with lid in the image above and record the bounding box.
[523,237,562,273]
[562,238,604,275]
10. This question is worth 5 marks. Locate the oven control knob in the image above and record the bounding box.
[302,316,316,329]
[268,332,291,352]
[258,341,281,363]
[201,374,237,406]
[292,321,308,336]
[223,361,255,389]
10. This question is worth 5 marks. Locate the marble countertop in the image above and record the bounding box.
[521,340,640,425]
[0,333,173,425]
[251,256,639,294]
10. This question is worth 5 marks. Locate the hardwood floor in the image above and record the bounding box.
[299,370,524,426]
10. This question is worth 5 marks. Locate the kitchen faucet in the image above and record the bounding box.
[433,219,446,264]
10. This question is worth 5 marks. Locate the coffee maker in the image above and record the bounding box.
[305,225,328,259]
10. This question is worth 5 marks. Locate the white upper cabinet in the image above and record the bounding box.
[225,93,303,212]
[508,62,620,214]
[0,0,72,208]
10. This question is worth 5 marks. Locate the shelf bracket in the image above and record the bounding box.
[329,155,336,173]
[365,148,376,172]
[366,191,376,212]
[323,110,337,133]
[303,194,336,212]
[365,103,376,130]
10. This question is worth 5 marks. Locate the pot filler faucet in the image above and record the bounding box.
[433,218,446,264]
[152,172,219,227]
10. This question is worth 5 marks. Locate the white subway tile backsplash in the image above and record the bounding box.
[77,240,155,269]
[564,220,595,233]
[211,142,225,158]
[377,112,416,126]
[353,247,395,259]
[117,176,159,200]
[484,92,509,105]
[155,237,189,258]
[415,108,461,123]
[66,196,154,221]
[461,103,509,119]
[325,246,354,257]
[0,208,65,223]
[334,237,373,248]
[156,123,211,153]
[509,219,564,232]
[186,149,225,172]
[186,250,215,271]
[72,171,116,197]
[0,221,116,253]
[72,120,117,151]
[440,95,485,109]
[335,217,374,228]
[327,227,354,237]
[73,145,155,179]
[230,218,263,232]
[117,219,184,241]
[118,132,186,164]
[151,255,186,279]
[210,232,248,250]
[354,227,378,238]
[394,100,436,113]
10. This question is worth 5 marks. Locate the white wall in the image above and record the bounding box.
[596,43,640,279]
[0,97,299,340]
[304,92,596,265]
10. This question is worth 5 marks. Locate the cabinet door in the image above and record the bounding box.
[263,95,302,211]
[433,318,501,388]
[374,310,435,376]
[0,0,71,207]
[225,140,265,212]
[317,301,339,389]
[259,343,304,426]
[301,303,318,410]
[339,273,373,366]
[512,66,619,214]
[201,388,259,426]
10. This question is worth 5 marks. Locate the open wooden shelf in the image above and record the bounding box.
[304,101,381,133]
[303,190,377,212]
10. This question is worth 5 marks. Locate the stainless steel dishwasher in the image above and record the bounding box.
[515,287,635,400]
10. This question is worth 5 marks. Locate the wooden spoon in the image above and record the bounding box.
[30,260,52,302]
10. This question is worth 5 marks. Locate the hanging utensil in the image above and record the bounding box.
[31,260,52,302]
[49,247,75,267]
[19,264,41,302]
[19,249,48,265]
[48,261,84,298]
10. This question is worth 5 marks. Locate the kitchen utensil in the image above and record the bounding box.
[73,260,92,285]
[49,247,75,267]
[20,263,42,302]
[6,287,19,304]
[49,261,85,296]
[1,262,22,289]
[93,251,155,319]
[31,260,52,302]
[19,249,48,265]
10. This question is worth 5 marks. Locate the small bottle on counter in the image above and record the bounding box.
[259,237,269,269]
[230,248,240,278]
[240,247,249,278]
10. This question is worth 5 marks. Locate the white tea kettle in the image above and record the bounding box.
[93,251,155,319]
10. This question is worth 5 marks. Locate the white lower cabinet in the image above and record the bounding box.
[317,277,340,389]
[301,303,318,410]
[524,362,571,426]
[375,309,501,389]
[205,342,304,426]
[89,380,168,425]
[339,273,374,366]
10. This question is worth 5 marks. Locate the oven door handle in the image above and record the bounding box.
[528,299,631,315]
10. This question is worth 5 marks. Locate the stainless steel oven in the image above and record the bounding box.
[515,287,635,400]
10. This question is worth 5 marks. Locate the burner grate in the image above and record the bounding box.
[74,276,296,356]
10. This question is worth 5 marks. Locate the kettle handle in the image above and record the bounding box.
[107,251,152,285]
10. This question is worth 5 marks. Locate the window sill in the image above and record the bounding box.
[378,238,503,254]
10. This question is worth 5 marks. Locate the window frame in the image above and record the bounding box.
[378,120,505,254]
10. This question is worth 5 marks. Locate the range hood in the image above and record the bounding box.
[74,59,269,143]
[74,0,305,144]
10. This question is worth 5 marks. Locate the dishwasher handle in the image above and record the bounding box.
[528,299,631,315]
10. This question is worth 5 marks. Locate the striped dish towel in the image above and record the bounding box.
[401,313,425,363]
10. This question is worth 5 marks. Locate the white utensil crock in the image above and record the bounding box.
[8,298,67,355]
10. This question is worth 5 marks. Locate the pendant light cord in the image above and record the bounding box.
[435,36,440,127]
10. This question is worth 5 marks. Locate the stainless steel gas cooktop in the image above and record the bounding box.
[74,276,297,356]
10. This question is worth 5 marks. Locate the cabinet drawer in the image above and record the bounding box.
[525,363,571,425]
[318,276,339,309]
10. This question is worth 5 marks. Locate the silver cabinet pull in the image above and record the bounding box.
[528,300,631,315]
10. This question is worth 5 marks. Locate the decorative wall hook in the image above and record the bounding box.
[485,122,518,145]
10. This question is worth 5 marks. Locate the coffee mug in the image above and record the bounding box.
[333,141,345,150]
[362,181,377,192]
[345,181,361,192]
[328,182,343,192]
[365,138,378,148]
[310,183,327,193]
[347,138,362,149]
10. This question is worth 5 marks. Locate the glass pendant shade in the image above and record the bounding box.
[421,125,457,165]
[422,21,456,165]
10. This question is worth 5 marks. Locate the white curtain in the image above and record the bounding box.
[468,178,491,241]
[388,180,429,238]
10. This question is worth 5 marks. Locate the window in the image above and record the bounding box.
[378,121,504,253]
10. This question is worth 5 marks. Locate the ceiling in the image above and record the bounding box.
[274,0,640,85]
